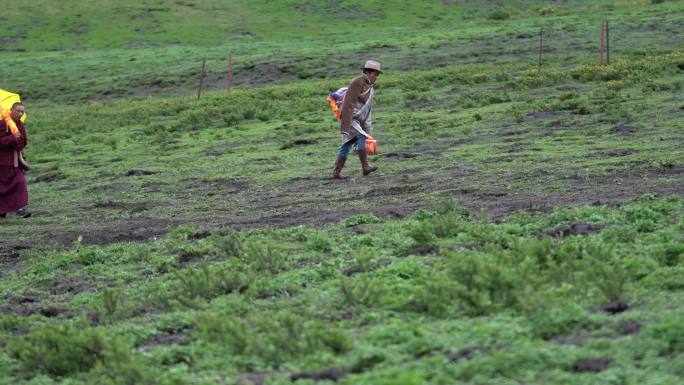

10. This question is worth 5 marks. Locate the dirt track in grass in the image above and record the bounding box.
[1,150,681,268]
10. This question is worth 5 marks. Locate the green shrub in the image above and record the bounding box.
[175,109,211,131]
[556,239,626,302]
[495,72,511,82]
[75,246,110,266]
[526,304,595,339]
[210,231,244,258]
[456,342,562,381]
[7,321,135,378]
[342,214,383,227]
[245,242,287,274]
[430,212,468,238]
[197,311,352,368]
[0,313,21,332]
[435,198,471,218]
[447,253,519,315]
[222,112,241,126]
[306,231,334,253]
[643,266,684,290]
[403,272,459,316]
[487,10,510,20]
[647,315,684,354]
[156,261,250,309]
[95,287,131,324]
[407,221,437,246]
[539,7,554,16]
[338,274,385,308]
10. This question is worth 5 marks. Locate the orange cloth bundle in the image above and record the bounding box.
[327,95,342,120]
[0,109,20,137]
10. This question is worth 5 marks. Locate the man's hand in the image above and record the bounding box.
[19,154,30,171]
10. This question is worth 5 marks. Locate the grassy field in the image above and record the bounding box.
[2,0,683,103]
[1,1,683,384]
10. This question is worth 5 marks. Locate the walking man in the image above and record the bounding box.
[332,60,382,178]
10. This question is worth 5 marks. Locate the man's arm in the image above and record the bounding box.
[18,153,30,171]
[340,77,363,133]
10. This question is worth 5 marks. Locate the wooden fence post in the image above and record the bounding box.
[538,26,544,71]
[227,54,233,93]
[600,21,605,65]
[197,58,206,100]
[606,21,610,65]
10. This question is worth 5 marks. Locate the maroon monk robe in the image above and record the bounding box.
[0,118,28,214]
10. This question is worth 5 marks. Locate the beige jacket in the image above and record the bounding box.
[339,75,374,143]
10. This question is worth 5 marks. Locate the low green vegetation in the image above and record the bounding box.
[0,0,683,384]
[1,197,683,384]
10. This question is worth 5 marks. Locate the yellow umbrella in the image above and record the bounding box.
[0,89,26,122]
[0,88,26,137]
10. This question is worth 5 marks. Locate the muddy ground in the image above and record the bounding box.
[1,149,681,270]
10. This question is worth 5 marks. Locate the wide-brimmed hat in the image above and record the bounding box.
[361,60,383,74]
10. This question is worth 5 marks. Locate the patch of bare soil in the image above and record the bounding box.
[550,334,584,347]
[185,177,248,193]
[88,182,133,193]
[42,275,106,295]
[238,372,269,385]
[2,218,181,258]
[591,300,630,315]
[232,62,301,87]
[294,2,381,19]
[143,331,192,347]
[406,244,440,256]
[0,244,28,278]
[125,169,159,177]
[591,149,639,158]
[177,249,206,267]
[93,200,159,213]
[619,320,642,336]
[446,346,484,363]
[571,357,614,373]
[1,294,72,318]
[543,223,605,238]
[290,368,346,382]
[364,184,422,197]
[610,123,637,135]
[281,139,318,150]
[203,141,242,156]
[383,152,419,160]
[78,218,180,246]
[31,171,66,184]
[342,265,365,276]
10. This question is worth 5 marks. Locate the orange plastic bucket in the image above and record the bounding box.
[366,137,378,155]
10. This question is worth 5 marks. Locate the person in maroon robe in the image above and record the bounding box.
[0,102,31,218]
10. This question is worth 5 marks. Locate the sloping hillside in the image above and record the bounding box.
[2,0,682,102]
[0,1,683,384]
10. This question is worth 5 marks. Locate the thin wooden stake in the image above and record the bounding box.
[599,21,605,66]
[606,21,610,65]
[197,58,206,100]
[227,54,233,93]
[538,26,544,71]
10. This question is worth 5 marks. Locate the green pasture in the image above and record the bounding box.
[0,0,683,384]
[1,0,682,103]
[1,49,680,247]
